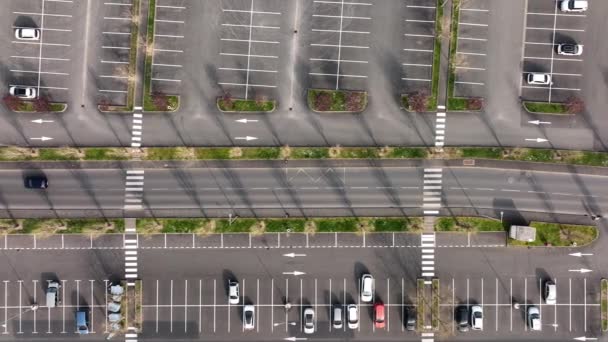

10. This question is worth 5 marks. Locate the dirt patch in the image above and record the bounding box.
[229,147,243,158]
[357,219,373,234]
[329,146,342,158]
[428,147,461,159]
[280,145,291,159]
[250,221,266,236]
[138,219,163,235]
[129,148,147,159]
[378,146,392,158]
[197,220,216,236]
[304,221,317,234]
[175,147,196,160]
[0,147,37,160]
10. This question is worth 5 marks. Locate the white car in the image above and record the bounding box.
[560,0,588,12]
[228,280,239,305]
[332,306,343,329]
[557,43,583,56]
[9,86,37,99]
[347,304,359,329]
[544,281,556,305]
[471,305,483,330]
[528,306,541,330]
[303,308,315,334]
[243,305,255,330]
[14,28,41,40]
[527,73,553,86]
[360,274,374,302]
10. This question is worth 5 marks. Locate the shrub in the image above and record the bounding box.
[314,92,332,111]
[467,97,483,110]
[408,91,429,112]
[33,97,52,112]
[221,92,234,110]
[345,92,364,111]
[98,97,110,111]
[565,96,585,114]
[152,92,169,110]
[3,95,22,111]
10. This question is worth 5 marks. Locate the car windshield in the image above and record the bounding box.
[79,325,87,330]
[245,312,253,322]
[531,313,539,319]
[474,312,482,318]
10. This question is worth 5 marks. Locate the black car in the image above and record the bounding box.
[25,176,48,189]
[405,307,416,331]
[456,306,469,332]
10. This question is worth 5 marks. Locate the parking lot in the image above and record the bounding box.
[453,0,489,98]
[97,0,136,106]
[149,0,186,96]
[9,0,75,103]
[401,0,438,95]
[0,279,111,336]
[521,0,586,103]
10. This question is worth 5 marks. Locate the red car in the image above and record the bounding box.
[374,301,385,329]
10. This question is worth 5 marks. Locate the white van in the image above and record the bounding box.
[46,281,61,308]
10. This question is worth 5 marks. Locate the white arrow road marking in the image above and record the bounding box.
[528,120,551,125]
[30,136,53,141]
[525,138,549,143]
[569,252,593,257]
[284,337,308,341]
[568,268,592,273]
[574,337,597,341]
[31,119,54,124]
[236,119,258,123]
[282,271,305,276]
[235,136,258,141]
[283,253,307,258]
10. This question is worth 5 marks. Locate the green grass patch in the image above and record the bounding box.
[307,89,368,112]
[461,147,503,159]
[521,149,554,162]
[146,147,180,160]
[509,221,597,247]
[435,217,506,232]
[38,149,79,161]
[291,148,330,159]
[389,147,428,159]
[315,218,359,232]
[371,218,422,232]
[240,147,281,159]
[447,0,460,99]
[417,278,425,331]
[84,148,129,160]
[194,148,232,159]
[161,219,207,233]
[432,279,440,329]
[215,219,258,233]
[265,219,306,233]
[602,279,608,331]
[340,148,379,159]
[574,152,608,167]
[523,101,569,114]
[428,0,443,110]
[217,98,276,112]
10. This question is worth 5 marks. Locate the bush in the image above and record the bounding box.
[3,95,22,111]
[345,92,364,111]
[467,97,483,110]
[221,92,233,110]
[314,92,332,111]
[33,97,52,112]
[565,96,585,114]
[408,91,429,112]
[98,97,110,111]
[152,92,169,110]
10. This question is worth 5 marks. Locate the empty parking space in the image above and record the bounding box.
[401,0,437,93]
[217,0,285,100]
[307,0,373,91]
[521,0,587,102]
[9,0,75,102]
[150,0,187,96]
[453,0,490,98]
[96,0,135,105]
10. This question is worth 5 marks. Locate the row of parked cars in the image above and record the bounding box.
[10,28,41,100]
[527,0,587,86]
[229,274,416,333]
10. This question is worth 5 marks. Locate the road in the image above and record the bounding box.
[0,163,606,219]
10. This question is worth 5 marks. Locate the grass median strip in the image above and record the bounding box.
[435,217,506,232]
[307,89,368,113]
[523,101,569,115]
[602,279,608,331]
[0,219,124,235]
[217,98,276,113]
[100,0,140,112]
[2,146,608,167]
[509,221,597,247]
[432,278,440,330]
[417,278,425,331]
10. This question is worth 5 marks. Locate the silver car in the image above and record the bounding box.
[527,73,553,86]
[470,305,483,330]
[557,44,583,56]
[9,86,37,99]
[360,274,374,302]
[15,28,40,40]
[560,0,588,12]
[228,280,239,305]
[303,308,315,334]
[347,304,359,329]
[243,305,255,330]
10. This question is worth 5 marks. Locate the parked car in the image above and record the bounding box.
[405,307,416,331]
[470,305,483,330]
[243,305,255,330]
[9,86,36,99]
[527,73,553,85]
[544,280,557,305]
[347,304,359,329]
[528,306,541,330]
[76,310,89,334]
[557,43,583,56]
[14,28,40,40]
[24,176,48,189]
[360,274,374,302]
[456,306,469,332]
[332,306,343,329]
[228,280,239,305]
[373,301,385,329]
[303,308,315,334]
[559,0,588,12]
[46,281,61,308]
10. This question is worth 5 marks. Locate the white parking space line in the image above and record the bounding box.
[404,33,434,38]
[315,0,372,5]
[13,26,71,32]
[310,58,367,63]
[12,41,70,47]
[11,56,70,61]
[312,28,369,34]
[526,27,584,32]
[13,12,72,18]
